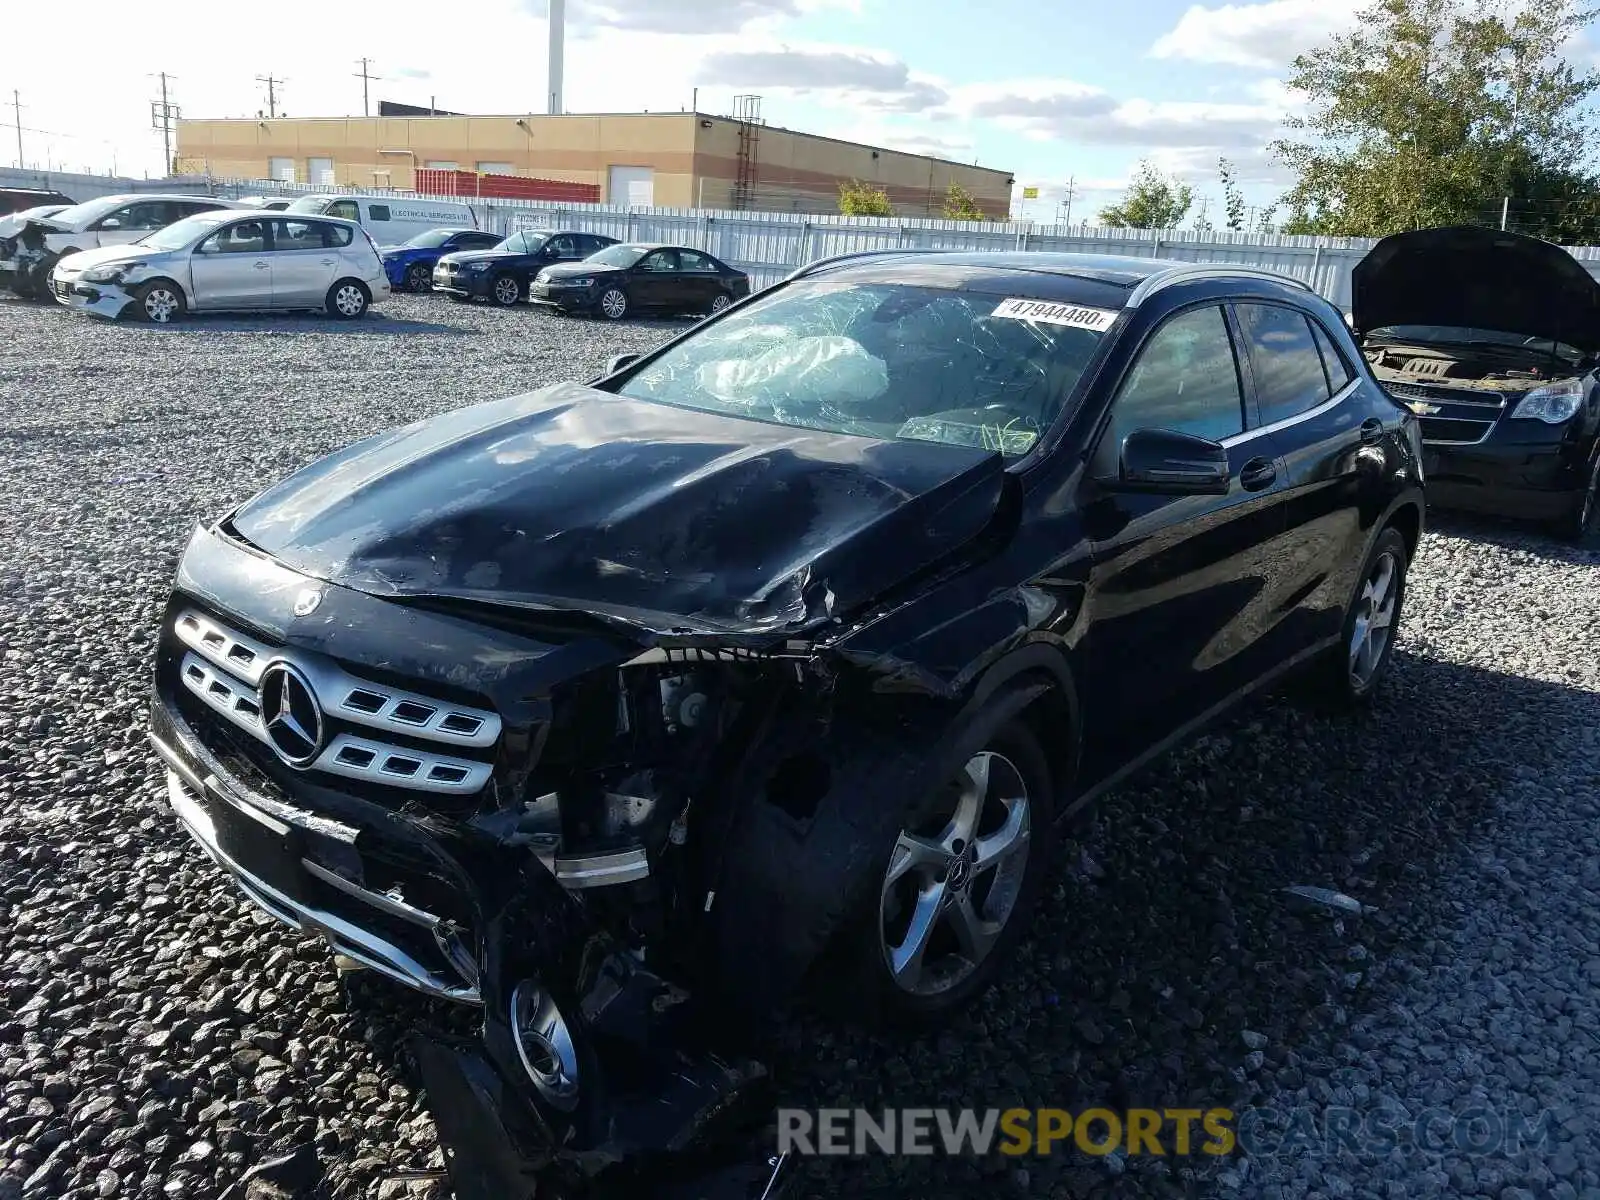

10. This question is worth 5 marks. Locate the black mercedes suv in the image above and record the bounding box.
[147,250,1424,1197]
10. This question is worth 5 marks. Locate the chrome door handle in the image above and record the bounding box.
[320,259,336,266]
[253,261,269,270]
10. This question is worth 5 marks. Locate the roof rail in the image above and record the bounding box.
[785,247,950,282]
[1125,263,1314,308]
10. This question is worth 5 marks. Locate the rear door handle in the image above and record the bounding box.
[1360,417,1385,444]
[1239,456,1277,491]
[253,261,269,270]
[320,259,337,266]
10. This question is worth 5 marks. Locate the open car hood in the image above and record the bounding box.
[228,382,1006,638]
[1352,225,1600,352]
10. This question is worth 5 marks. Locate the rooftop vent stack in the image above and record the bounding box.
[547,0,564,115]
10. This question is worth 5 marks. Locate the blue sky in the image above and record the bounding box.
[0,0,1518,220]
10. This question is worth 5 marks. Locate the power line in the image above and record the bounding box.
[8,90,21,170]
[150,72,179,174]
[256,75,284,119]
[353,58,379,117]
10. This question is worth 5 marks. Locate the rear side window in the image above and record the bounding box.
[1310,320,1354,393]
[1110,305,1246,447]
[1236,303,1331,426]
[368,204,391,222]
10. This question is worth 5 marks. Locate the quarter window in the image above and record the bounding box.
[1109,305,1246,449]
[1236,303,1332,426]
[1310,320,1354,393]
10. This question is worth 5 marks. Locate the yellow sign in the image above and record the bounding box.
[1021,186,1040,199]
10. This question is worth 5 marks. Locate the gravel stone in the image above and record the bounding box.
[1,295,1596,1200]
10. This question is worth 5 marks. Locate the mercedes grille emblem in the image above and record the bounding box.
[259,661,324,769]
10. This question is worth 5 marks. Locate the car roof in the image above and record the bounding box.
[800,250,1310,306]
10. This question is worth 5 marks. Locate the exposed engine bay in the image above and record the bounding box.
[1363,338,1590,394]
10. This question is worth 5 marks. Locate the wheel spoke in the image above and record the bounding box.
[888,879,947,991]
[972,797,1029,871]
[940,755,988,847]
[945,891,1000,963]
[884,832,949,889]
[1369,556,1395,606]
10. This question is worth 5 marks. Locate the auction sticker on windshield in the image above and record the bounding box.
[992,298,1119,331]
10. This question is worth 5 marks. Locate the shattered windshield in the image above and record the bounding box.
[616,280,1113,456]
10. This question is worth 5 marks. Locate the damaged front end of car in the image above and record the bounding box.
[149,381,1024,1196]
[0,219,55,299]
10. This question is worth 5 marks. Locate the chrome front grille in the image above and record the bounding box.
[1378,380,1507,445]
[174,608,498,795]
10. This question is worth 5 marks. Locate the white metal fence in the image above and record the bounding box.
[18,166,1600,310]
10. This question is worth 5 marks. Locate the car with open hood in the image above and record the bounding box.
[432,228,618,305]
[146,249,1423,1196]
[379,226,503,292]
[531,242,751,319]
[1352,225,1600,539]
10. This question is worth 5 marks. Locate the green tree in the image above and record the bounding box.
[1218,156,1247,231]
[838,179,894,216]
[941,182,987,220]
[1272,0,1600,238]
[1097,160,1194,229]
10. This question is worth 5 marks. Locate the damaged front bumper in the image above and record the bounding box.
[148,701,791,1197]
[49,271,136,319]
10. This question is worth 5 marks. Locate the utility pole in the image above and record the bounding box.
[353,58,377,117]
[8,90,22,170]
[150,73,179,175]
[1060,175,1077,226]
[256,75,283,119]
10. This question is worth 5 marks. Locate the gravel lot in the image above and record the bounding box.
[1,294,1596,1200]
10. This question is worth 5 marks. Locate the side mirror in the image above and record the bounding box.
[1118,428,1231,495]
[100,217,122,230]
[603,353,641,376]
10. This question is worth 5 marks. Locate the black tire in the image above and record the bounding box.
[326,279,370,319]
[404,264,432,293]
[1308,525,1409,707]
[842,704,1056,1029]
[490,274,521,307]
[135,279,186,324]
[1551,451,1600,543]
[597,286,629,321]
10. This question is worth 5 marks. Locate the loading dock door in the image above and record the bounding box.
[608,166,654,207]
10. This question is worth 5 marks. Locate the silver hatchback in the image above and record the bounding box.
[49,210,391,322]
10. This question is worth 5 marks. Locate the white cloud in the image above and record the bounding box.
[951,80,1289,152]
[522,0,849,35]
[1149,0,1363,69]
[695,45,950,111]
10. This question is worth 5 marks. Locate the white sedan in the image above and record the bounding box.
[49,210,392,322]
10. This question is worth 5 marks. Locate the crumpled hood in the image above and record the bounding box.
[228,382,1006,636]
[52,244,151,272]
[1353,225,1600,352]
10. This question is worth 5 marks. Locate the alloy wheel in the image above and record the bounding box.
[1578,458,1600,536]
[334,285,366,317]
[878,751,1031,997]
[1348,550,1398,688]
[143,287,180,323]
[405,265,431,292]
[599,288,628,320]
[493,277,520,306]
[709,293,732,315]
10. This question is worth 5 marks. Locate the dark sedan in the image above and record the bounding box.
[381,227,503,292]
[146,250,1422,1197]
[432,229,617,306]
[1353,225,1600,539]
[530,242,751,319]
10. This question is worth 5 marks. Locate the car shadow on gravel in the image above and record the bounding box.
[747,650,1596,1199]
[1426,510,1600,563]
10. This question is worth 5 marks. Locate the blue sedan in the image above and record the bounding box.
[381,228,503,292]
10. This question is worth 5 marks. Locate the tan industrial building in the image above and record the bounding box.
[175,111,1015,217]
